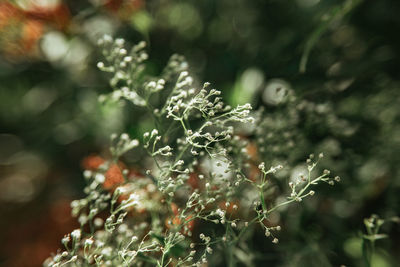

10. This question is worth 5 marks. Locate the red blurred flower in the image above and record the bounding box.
[103,163,125,190]
[82,155,126,190]
[0,3,22,30]
[82,154,106,170]
[165,203,195,234]
[0,1,70,59]
[23,2,70,30]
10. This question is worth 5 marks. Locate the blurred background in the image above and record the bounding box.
[0,0,399,266]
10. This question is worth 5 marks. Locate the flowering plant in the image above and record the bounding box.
[44,36,339,267]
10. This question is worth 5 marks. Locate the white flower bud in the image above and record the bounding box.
[71,229,81,240]
[85,238,94,246]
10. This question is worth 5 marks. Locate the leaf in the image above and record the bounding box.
[362,234,388,241]
[299,0,364,73]
[150,232,165,245]
[136,252,158,264]
[131,11,153,36]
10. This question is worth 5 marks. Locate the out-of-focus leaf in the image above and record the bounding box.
[299,0,364,73]
[362,234,388,241]
[131,10,153,36]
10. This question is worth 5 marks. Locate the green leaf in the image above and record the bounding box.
[131,11,154,36]
[150,232,165,245]
[299,0,364,73]
[362,234,388,241]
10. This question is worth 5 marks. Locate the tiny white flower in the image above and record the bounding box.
[95,173,105,183]
[85,238,94,246]
[71,229,81,240]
